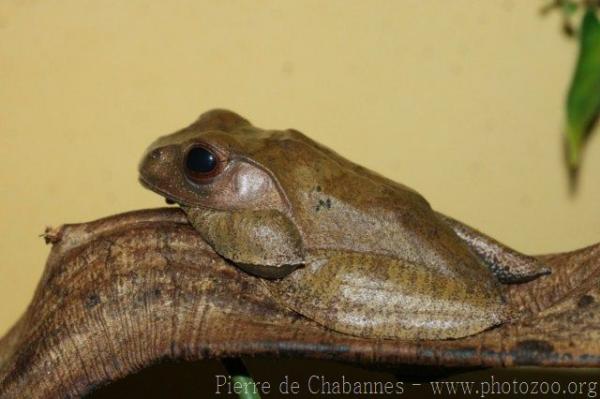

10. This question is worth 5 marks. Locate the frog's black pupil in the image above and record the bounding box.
[186,147,217,174]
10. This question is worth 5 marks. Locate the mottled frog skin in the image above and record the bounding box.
[139,109,549,340]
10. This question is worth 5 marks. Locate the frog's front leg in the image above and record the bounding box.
[436,212,550,283]
[183,206,305,278]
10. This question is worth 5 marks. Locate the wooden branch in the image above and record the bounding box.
[0,208,599,398]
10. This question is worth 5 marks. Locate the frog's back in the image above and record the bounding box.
[241,127,494,283]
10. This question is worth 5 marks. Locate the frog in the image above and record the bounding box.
[138,109,550,340]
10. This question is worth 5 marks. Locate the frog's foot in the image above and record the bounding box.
[488,252,551,284]
[436,212,551,284]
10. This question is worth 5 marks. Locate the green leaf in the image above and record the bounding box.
[562,0,578,16]
[566,7,600,170]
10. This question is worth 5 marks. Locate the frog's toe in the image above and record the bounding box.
[494,258,551,284]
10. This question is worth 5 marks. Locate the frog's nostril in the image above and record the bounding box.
[150,148,164,161]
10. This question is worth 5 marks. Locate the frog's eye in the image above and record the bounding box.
[184,145,222,182]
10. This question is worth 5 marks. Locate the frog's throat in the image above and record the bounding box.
[138,176,192,207]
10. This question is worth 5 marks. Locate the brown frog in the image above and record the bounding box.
[139,109,549,340]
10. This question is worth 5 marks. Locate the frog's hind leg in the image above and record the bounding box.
[264,251,508,340]
[436,213,551,284]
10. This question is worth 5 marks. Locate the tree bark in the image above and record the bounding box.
[0,208,599,398]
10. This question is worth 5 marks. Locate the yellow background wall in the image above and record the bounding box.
[1,0,598,336]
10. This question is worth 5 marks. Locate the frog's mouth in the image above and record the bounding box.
[138,176,186,207]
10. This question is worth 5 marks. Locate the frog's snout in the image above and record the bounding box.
[138,144,181,201]
[139,145,174,177]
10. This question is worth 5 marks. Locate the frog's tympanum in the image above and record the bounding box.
[139,109,550,340]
